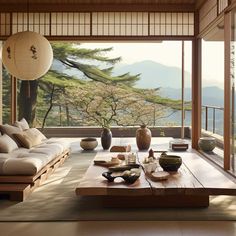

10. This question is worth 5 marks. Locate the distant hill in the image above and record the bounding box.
[160,86,224,107]
[113,60,191,89]
[114,60,224,107]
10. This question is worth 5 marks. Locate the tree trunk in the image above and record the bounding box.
[42,84,55,128]
[18,80,38,126]
[66,104,70,126]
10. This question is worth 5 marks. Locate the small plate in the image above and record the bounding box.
[150,171,170,181]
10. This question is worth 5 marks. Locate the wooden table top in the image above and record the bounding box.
[76,145,236,197]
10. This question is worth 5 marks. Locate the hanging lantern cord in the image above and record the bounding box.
[27,0,30,97]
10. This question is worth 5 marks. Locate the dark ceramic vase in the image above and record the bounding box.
[136,125,152,150]
[101,128,112,150]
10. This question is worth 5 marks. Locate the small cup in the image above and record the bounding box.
[127,153,136,165]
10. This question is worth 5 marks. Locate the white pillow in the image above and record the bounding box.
[30,128,47,141]
[14,118,30,130]
[13,131,42,149]
[0,124,22,146]
[13,128,47,149]
[0,134,18,153]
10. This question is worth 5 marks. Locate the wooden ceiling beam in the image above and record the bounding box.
[0,3,195,12]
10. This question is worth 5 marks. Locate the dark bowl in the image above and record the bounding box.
[159,155,182,172]
[102,171,140,184]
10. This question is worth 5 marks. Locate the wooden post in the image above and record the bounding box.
[181,40,185,139]
[191,9,201,149]
[191,38,202,149]
[224,11,231,170]
[0,42,2,125]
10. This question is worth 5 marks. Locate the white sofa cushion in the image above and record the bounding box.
[0,124,22,146]
[14,118,30,130]
[0,156,9,174]
[2,154,49,175]
[13,129,42,149]
[30,144,63,160]
[45,138,70,150]
[0,137,70,176]
[0,134,18,153]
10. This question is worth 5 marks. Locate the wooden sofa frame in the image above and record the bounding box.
[0,149,70,201]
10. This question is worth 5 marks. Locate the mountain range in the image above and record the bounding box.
[52,59,224,107]
[113,60,191,89]
[113,60,224,107]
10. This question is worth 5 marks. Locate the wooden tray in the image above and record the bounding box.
[94,160,121,167]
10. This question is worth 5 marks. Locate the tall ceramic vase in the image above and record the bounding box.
[136,125,152,150]
[101,128,112,150]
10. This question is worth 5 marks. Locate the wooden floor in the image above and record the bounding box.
[0,221,236,236]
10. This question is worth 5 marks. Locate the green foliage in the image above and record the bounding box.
[2,68,11,124]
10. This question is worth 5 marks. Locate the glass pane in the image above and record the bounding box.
[230,9,236,174]
[201,19,224,166]
[15,41,192,140]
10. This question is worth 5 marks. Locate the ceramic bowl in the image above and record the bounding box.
[80,138,98,151]
[159,155,182,172]
[198,137,216,152]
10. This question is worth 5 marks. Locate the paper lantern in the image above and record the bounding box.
[2,31,53,80]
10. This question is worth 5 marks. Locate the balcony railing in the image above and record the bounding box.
[202,105,224,134]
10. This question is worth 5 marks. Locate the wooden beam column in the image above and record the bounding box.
[0,42,2,125]
[192,38,202,149]
[224,11,231,170]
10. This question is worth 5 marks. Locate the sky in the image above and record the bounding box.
[81,41,224,88]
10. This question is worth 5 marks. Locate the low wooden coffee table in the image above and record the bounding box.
[76,151,236,208]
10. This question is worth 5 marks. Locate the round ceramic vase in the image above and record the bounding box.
[136,125,152,150]
[198,137,216,152]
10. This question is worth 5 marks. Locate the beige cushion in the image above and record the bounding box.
[30,144,63,160]
[2,155,47,175]
[14,118,30,130]
[13,129,42,149]
[45,138,70,150]
[31,128,47,141]
[0,124,22,142]
[0,134,18,153]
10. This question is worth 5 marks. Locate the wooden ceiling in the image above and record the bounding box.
[0,0,205,11]
[0,0,197,3]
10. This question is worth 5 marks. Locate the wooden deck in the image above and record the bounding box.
[76,138,236,207]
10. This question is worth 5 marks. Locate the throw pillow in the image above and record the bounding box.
[29,128,47,141]
[0,134,18,153]
[13,130,42,149]
[0,124,22,146]
[14,118,30,130]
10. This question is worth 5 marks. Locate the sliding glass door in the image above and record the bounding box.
[230,8,236,174]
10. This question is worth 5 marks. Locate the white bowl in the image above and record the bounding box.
[80,138,98,151]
